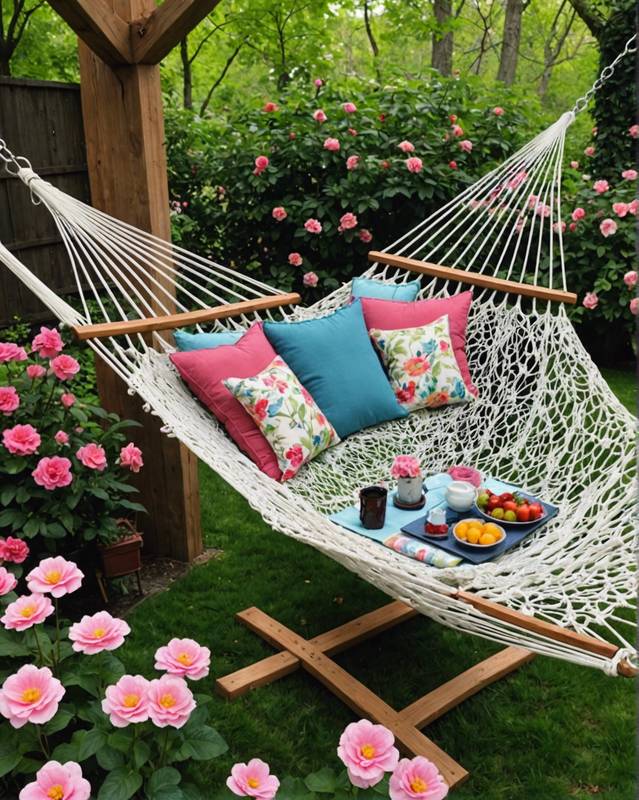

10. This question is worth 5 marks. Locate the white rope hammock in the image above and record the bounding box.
[0,40,636,677]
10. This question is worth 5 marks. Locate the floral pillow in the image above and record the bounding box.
[369,315,472,412]
[224,356,339,481]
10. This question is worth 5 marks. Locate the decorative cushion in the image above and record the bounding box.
[360,291,477,395]
[170,323,281,480]
[351,276,421,302]
[264,300,406,439]
[174,329,242,352]
[370,316,472,411]
[224,356,339,481]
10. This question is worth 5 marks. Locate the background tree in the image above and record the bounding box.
[431,0,453,75]
[496,0,529,84]
[0,0,45,75]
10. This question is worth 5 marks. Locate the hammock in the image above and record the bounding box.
[0,44,636,679]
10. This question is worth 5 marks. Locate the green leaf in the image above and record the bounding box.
[0,738,21,778]
[43,708,74,736]
[133,739,151,770]
[0,485,17,505]
[305,767,337,794]
[51,741,79,763]
[278,776,315,800]
[108,729,134,753]
[147,767,182,795]
[77,728,108,761]
[2,457,27,475]
[173,725,228,761]
[96,745,126,771]
[98,767,143,800]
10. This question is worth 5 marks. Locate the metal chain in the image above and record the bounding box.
[572,33,637,115]
[0,138,33,176]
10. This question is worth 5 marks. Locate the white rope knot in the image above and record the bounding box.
[603,647,637,678]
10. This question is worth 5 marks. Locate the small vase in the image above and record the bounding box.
[397,474,423,506]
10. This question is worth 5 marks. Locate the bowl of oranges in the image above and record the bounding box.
[453,518,505,549]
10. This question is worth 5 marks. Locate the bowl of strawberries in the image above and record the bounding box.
[474,489,545,525]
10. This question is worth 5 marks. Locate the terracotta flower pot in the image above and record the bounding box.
[99,522,142,579]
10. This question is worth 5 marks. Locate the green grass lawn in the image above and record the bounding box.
[120,370,636,800]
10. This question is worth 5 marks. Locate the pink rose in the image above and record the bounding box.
[26,364,46,380]
[0,536,29,564]
[535,202,550,218]
[288,252,303,267]
[629,199,639,216]
[312,109,327,123]
[342,102,357,113]
[147,675,195,728]
[623,271,637,288]
[405,157,423,174]
[31,327,63,358]
[338,719,399,789]
[630,298,639,315]
[582,291,599,310]
[0,665,64,729]
[0,566,17,596]
[227,759,280,800]
[50,354,79,381]
[593,179,609,194]
[398,141,415,153]
[448,161,457,169]
[271,206,287,222]
[628,124,639,139]
[32,456,72,491]
[69,611,130,654]
[323,137,340,151]
[599,218,617,237]
[358,229,373,243]
[389,756,449,800]
[584,145,595,156]
[348,127,358,136]
[101,674,150,727]
[571,207,585,222]
[303,271,319,288]
[448,114,457,123]
[304,218,322,234]
[622,169,637,180]
[0,386,20,415]
[26,557,84,598]
[3,424,40,455]
[613,202,629,218]
[391,456,421,480]
[0,343,27,363]
[253,156,269,176]
[2,594,54,631]
[338,212,358,232]
[451,124,463,137]
[459,140,472,153]
[569,222,577,232]
[346,155,360,170]
[154,638,211,680]
[61,392,76,408]
[552,221,566,233]
[289,132,296,140]
[570,160,579,169]
[447,465,481,487]
[76,443,107,471]
[314,78,323,87]
[493,106,504,116]
[119,442,143,473]
[19,761,91,800]
[262,102,278,112]
[54,430,69,446]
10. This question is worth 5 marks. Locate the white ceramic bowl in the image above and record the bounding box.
[452,518,506,549]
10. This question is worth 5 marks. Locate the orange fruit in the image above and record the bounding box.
[479,532,496,545]
[456,522,469,537]
[482,523,501,537]
[467,529,481,544]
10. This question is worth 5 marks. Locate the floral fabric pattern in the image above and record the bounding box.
[369,316,471,412]
[224,356,338,481]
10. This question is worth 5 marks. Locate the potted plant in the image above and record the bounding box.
[390,455,423,507]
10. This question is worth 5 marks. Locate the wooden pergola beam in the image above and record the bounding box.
[47,0,132,65]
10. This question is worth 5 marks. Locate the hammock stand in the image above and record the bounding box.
[0,39,636,788]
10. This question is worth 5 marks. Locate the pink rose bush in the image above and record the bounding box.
[4,423,41,454]
[303,271,319,287]
[0,342,28,362]
[346,155,360,170]
[31,327,63,358]
[324,137,340,151]
[338,212,358,232]
[76,443,107,471]
[272,206,287,221]
[288,252,303,267]
[50,355,80,381]
[19,761,91,800]
[304,218,322,234]
[405,157,423,174]
[0,385,20,414]
[398,140,415,153]
[32,456,73,490]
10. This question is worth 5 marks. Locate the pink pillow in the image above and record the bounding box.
[170,323,282,480]
[360,291,477,395]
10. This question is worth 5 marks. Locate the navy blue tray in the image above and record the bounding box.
[400,500,558,565]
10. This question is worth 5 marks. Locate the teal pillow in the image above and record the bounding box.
[351,276,421,302]
[174,329,242,352]
[264,300,406,439]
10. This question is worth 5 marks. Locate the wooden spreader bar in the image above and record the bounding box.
[368,251,578,305]
[71,292,301,340]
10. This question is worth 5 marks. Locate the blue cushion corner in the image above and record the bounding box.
[351,276,421,302]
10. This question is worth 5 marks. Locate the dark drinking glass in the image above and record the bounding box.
[359,486,387,529]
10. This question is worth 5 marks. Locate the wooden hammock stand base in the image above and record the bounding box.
[215,600,535,789]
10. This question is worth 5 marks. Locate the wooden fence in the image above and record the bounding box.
[0,77,90,327]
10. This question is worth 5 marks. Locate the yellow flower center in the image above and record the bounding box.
[176,652,193,666]
[92,628,106,638]
[360,744,376,759]
[45,570,61,585]
[21,687,41,703]
[247,778,260,789]
[19,605,35,618]
[47,786,64,800]
[410,778,427,794]
[123,694,139,708]
[159,693,176,709]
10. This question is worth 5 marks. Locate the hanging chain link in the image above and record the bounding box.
[572,33,637,115]
[0,138,33,176]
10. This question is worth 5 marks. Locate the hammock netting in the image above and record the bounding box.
[0,56,635,677]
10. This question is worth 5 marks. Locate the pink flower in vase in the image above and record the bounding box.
[447,465,481,487]
[391,456,421,479]
[338,719,399,788]
[227,759,280,800]
[18,760,91,800]
[0,665,64,728]
[154,638,211,680]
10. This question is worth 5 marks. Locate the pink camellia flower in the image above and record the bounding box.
[26,364,46,380]
[101,675,150,728]
[381,160,390,170]
[613,202,629,218]
[459,140,472,153]
[154,638,211,680]
[448,161,457,170]
[69,611,131,654]
[26,557,84,598]
[0,665,64,729]
[389,756,449,800]
[3,424,41,455]
[451,124,463,137]
[323,137,340,151]
[1,594,54,631]
[303,272,319,288]
[32,456,73,491]
[552,221,566,233]
[31,327,63,359]
[19,760,91,800]
[630,298,639,315]
[593,179,609,194]
[312,109,327,123]
[61,392,76,408]
[342,102,357,113]
[338,212,358,232]
[348,127,358,136]
[405,157,423,174]
[314,78,323,87]
[253,156,269,176]
[493,106,504,116]
[0,386,20,415]
[146,675,195,728]
[76,443,107,471]
[304,218,322,234]
[288,252,303,267]
[262,102,278,113]
[447,465,482,487]
[398,141,415,153]
[622,169,638,180]
[0,567,17,596]
[54,430,69,446]
[628,124,639,139]
[346,155,360,170]
[623,271,638,288]
[448,114,457,123]
[50,354,79,381]
[271,206,287,222]
[599,218,617,237]
[227,759,280,800]
[570,160,579,169]
[629,199,639,216]
[582,291,599,310]
[571,207,585,222]
[569,222,577,232]
[584,145,595,156]
[359,229,373,243]
[391,456,421,480]
[0,343,27,363]
[338,719,400,788]
[0,537,29,564]
[119,442,143,473]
